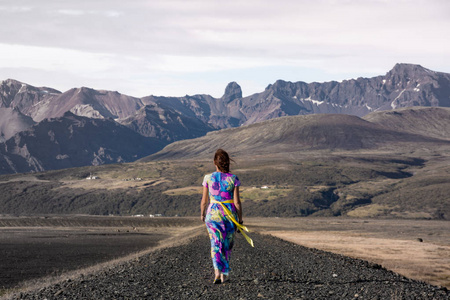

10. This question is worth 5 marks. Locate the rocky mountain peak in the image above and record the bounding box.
[387,63,434,79]
[2,78,22,86]
[222,82,242,103]
[270,79,298,91]
[1,79,60,94]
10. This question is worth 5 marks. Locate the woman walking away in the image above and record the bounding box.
[200,149,253,285]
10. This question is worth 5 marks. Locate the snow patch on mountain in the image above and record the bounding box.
[301,96,324,106]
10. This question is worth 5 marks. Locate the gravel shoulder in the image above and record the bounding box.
[248,217,450,289]
[8,231,449,300]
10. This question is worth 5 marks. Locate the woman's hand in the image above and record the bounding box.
[200,186,209,223]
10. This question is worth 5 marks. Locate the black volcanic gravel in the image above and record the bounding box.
[11,232,449,300]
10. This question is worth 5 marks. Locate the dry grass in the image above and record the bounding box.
[240,186,292,202]
[163,186,203,196]
[347,204,399,218]
[58,178,169,191]
[305,185,331,193]
[248,217,450,289]
[266,231,450,288]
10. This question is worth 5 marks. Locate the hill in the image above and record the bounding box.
[363,106,450,140]
[142,110,450,161]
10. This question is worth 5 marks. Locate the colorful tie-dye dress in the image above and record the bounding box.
[203,172,241,275]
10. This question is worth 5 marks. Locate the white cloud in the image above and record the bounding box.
[0,0,448,96]
[0,44,117,73]
[154,55,278,73]
[0,6,32,13]
[56,9,85,16]
[55,9,123,17]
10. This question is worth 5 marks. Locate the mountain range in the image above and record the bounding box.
[1,63,450,174]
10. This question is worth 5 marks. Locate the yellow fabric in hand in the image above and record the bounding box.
[211,200,254,247]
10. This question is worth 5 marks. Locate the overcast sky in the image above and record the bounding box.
[1,0,449,98]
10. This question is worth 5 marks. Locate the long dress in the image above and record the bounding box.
[203,171,241,275]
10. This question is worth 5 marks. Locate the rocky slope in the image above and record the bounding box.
[0,108,35,142]
[11,233,450,300]
[0,112,165,174]
[0,79,61,116]
[117,103,214,143]
[31,87,145,122]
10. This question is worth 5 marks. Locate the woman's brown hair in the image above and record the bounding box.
[214,149,233,173]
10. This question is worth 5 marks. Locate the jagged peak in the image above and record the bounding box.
[2,78,22,84]
[79,86,96,93]
[222,82,242,102]
[0,79,61,94]
[64,86,96,97]
[0,79,28,90]
[265,80,286,91]
[388,63,434,76]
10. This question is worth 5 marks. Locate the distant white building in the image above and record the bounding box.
[261,185,269,189]
[86,173,99,180]
[150,214,163,217]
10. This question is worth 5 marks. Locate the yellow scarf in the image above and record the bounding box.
[211,200,254,247]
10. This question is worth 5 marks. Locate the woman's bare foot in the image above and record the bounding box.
[214,270,221,284]
[220,273,227,283]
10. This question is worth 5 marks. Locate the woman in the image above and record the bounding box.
[201,149,251,284]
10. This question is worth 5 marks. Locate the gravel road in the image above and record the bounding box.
[9,232,449,299]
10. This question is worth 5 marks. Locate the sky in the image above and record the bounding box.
[0,0,449,98]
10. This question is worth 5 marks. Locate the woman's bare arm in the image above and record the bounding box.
[200,186,209,222]
[233,186,243,223]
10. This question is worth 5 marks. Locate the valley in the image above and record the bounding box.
[1,140,449,219]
